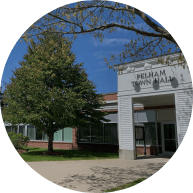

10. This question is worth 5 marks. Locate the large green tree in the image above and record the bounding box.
[2,32,109,153]
[22,0,185,69]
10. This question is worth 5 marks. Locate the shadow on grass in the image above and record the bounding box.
[20,148,119,162]
[24,147,40,151]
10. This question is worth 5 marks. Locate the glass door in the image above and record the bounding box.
[163,123,177,153]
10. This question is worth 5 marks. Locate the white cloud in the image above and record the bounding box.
[91,38,130,47]
[134,22,149,30]
[96,67,109,72]
[99,61,106,66]
[93,50,120,59]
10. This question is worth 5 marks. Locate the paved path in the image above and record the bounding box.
[27,156,170,193]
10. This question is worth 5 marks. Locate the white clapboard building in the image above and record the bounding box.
[115,53,192,159]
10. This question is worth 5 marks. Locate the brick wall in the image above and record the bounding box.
[103,93,117,101]
[28,127,79,150]
[28,141,74,149]
[136,146,158,155]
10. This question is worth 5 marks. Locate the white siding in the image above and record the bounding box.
[119,97,134,150]
[102,103,118,110]
[176,89,193,144]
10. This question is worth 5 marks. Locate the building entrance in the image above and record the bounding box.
[157,122,177,155]
[163,123,177,153]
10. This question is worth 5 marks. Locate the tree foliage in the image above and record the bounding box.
[22,0,185,69]
[8,132,29,150]
[2,32,109,152]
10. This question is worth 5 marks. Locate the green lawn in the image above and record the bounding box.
[20,147,119,162]
[104,178,146,192]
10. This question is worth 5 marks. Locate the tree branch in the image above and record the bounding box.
[48,13,84,32]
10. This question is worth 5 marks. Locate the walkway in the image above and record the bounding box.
[27,156,170,193]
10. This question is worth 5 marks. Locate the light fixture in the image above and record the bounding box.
[126,66,135,73]
[144,62,152,70]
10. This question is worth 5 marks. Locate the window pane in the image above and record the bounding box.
[27,125,35,140]
[35,128,43,140]
[157,123,162,146]
[6,126,12,133]
[79,127,90,143]
[104,123,118,144]
[12,126,17,134]
[164,124,175,139]
[63,127,72,142]
[158,146,162,154]
[19,125,25,135]
[104,112,118,123]
[43,133,48,141]
[134,112,138,123]
[91,124,103,143]
[139,140,144,145]
[138,111,155,122]
[144,123,156,145]
[54,129,62,141]
[165,140,176,152]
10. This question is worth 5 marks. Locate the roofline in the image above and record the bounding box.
[101,92,118,95]
[114,51,183,68]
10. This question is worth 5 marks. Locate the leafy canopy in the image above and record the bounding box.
[22,0,185,69]
[2,32,109,138]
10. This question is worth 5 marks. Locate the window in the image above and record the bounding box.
[54,129,62,141]
[137,111,155,122]
[35,128,43,140]
[135,110,156,146]
[91,124,103,144]
[104,112,118,123]
[27,125,35,140]
[134,112,138,123]
[79,126,90,143]
[104,123,118,144]
[79,123,118,145]
[144,123,156,145]
[12,126,17,134]
[157,123,162,146]
[43,132,49,141]
[6,126,12,133]
[19,125,25,135]
[62,127,72,142]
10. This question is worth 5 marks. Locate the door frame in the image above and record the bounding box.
[161,121,177,154]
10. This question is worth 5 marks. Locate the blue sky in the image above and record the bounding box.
[0,1,171,94]
[1,32,120,94]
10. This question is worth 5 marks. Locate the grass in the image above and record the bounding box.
[104,178,146,192]
[20,147,119,162]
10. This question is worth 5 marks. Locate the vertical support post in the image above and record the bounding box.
[119,96,136,160]
[155,109,158,155]
[174,92,180,147]
[143,127,146,155]
[131,97,137,159]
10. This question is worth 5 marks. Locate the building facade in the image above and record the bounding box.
[4,53,193,159]
[116,53,192,159]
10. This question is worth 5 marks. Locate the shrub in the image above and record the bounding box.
[8,132,30,149]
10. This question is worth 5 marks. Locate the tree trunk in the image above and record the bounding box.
[48,133,54,153]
